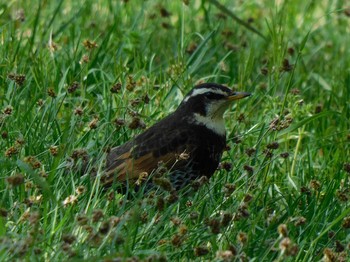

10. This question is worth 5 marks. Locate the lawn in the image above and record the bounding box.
[0,0,349,261]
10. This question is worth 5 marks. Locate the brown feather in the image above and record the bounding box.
[103,150,180,187]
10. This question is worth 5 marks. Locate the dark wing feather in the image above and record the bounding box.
[103,118,196,187]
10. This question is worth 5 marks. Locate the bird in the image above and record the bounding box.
[101,83,250,192]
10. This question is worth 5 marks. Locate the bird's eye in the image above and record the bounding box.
[204,92,214,99]
[204,92,223,100]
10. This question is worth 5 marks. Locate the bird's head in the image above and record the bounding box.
[178,83,251,134]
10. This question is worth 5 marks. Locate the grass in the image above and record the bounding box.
[0,0,350,261]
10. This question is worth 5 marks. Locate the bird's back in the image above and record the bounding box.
[103,112,226,190]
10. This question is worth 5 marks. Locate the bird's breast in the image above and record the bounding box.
[186,124,226,175]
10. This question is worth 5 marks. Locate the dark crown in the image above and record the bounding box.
[177,83,233,116]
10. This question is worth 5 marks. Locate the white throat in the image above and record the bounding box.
[191,113,226,136]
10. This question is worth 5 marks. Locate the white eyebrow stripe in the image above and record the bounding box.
[183,88,228,102]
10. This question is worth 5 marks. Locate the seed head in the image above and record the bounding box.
[171,234,184,247]
[107,190,115,201]
[159,7,171,17]
[243,194,253,203]
[88,116,99,129]
[216,250,234,261]
[189,212,199,220]
[336,189,349,202]
[245,147,256,157]
[126,75,136,91]
[80,54,89,64]
[191,176,209,191]
[0,208,8,218]
[88,232,102,247]
[224,183,236,196]
[344,8,350,17]
[24,181,34,191]
[300,186,311,195]
[156,196,165,211]
[37,99,44,107]
[63,195,78,207]
[315,104,323,114]
[25,194,42,206]
[243,165,254,174]
[62,234,76,244]
[287,47,295,56]
[205,217,221,234]
[130,98,141,107]
[128,117,146,130]
[290,88,300,95]
[166,190,179,203]
[92,209,104,223]
[278,224,288,237]
[280,152,289,158]
[269,117,280,131]
[49,145,59,156]
[344,163,350,174]
[75,185,86,195]
[135,172,148,186]
[335,240,345,253]
[1,131,8,139]
[281,58,293,72]
[294,216,306,227]
[267,142,279,150]
[3,106,13,115]
[328,231,335,239]
[110,216,121,227]
[74,107,84,116]
[82,40,98,50]
[6,174,25,187]
[153,177,173,192]
[15,9,25,22]
[309,179,321,190]
[323,248,336,262]
[70,148,88,161]
[8,73,26,86]
[28,211,41,225]
[110,83,122,93]
[24,156,41,169]
[140,211,148,223]
[237,232,248,245]
[221,212,233,227]
[220,162,232,171]
[177,151,190,161]
[238,203,250,218]
[99,220,111,235]
[261,67,268,75]
[186,42,198,54]
[67,81,80,93]
[263,149,273,159]
[279,238,298,256]
[5,146,19,158]
[142,94,150,104]
[342,216,350,228]
[194,245,209,257]
[170,217,182,226]
[47,88,56,98]
[179,225,188,235]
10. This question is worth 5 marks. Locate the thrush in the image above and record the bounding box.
[102,83,250,192]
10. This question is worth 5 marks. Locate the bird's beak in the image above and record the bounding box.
[227,92,251,101]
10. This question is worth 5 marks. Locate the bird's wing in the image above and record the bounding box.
[103,124,194,187]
